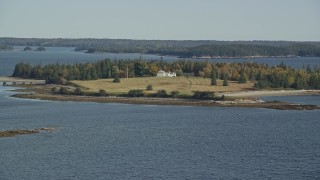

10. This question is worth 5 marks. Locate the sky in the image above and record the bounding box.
[0,0,319,41]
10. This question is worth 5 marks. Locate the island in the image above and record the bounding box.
[0,128,55,138]
[3,58,320,110]
[23,46,33,51]
[2,76,318,111]
[35,46,46,51]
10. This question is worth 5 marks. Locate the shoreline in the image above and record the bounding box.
[11,91,320,110]
[0,127,55,138]
[219,89,320,97]
[2,77,319,110]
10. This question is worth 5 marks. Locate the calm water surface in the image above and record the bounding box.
[1,47,320,179]
[0,86,320,179]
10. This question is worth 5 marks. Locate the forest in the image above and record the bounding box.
[12,59,320,90]
[1,38,320,57]
[146,44,320,58]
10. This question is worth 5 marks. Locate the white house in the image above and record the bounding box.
[157,70,176,77]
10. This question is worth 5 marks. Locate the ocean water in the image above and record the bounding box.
[1,47,320,179]
[0,86,320,179]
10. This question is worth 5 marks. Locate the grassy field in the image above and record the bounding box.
[72,77,254,95]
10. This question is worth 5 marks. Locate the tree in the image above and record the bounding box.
[223,75,229,86]
[46,73,59,84]
[112,65,120,78]
[74,87,83,95]
[112,65,120,83]
[23,46,32,51]
[59,87,69,95]
[192,91,215,100]
[175,69,183,77]
[99,89,108,96]
[113,77,120,83]
[170,91,180,97]
[148,63,159,76]
[211,70,217,85]
[155,89,167,97]
[146,85,153,91]
[134,61,148,77]
[128,89,144,97]
[238,71,248,84]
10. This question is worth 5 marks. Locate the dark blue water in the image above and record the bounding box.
[0,46,319,76]
[1,48,320,179]
[1,86,320,179]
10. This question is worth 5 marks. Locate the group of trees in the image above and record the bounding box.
[12,58,320,90]
[23,46,46,51]
[127,89,216,100]
[147,44,320,58]
[81,43,320,58]
[2,38,320,58]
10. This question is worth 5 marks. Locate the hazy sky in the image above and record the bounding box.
[0,0,319,41]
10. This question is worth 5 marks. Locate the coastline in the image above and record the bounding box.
[0,127,55,138]
[11,89,320,110]
[219,89,320,97]
[2,76,319,110]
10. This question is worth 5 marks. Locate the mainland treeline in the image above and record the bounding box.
[12,59,320,90]
[146,44,320,58]
[1,38,320,57]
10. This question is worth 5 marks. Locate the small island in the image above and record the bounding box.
[0,128,55,138]
[23,46,33,51]
[35,46,46,51]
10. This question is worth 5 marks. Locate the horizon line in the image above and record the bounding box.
[1,37,320,42]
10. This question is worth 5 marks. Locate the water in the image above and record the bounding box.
[0,46,319,76]
[1,48,320,179]
[0,86,320,179]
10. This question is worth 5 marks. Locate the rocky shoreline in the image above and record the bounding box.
[12,93,320,110]
[4,81,320,111]
[0,127,55,138]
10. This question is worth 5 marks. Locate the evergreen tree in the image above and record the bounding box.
[223,75,229,86]
[74,87,83,95]
[146,85,153,91]
[113,77,120,83]
[238,71,248,84]
[211,70,217,85]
